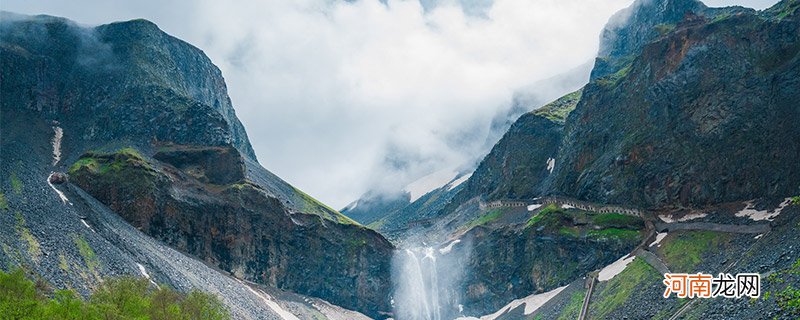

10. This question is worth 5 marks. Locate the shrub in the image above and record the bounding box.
[0,269,230,320]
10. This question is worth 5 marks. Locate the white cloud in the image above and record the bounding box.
[2,0,779,208]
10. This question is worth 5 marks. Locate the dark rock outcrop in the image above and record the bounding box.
[68,146,394,316]
[550,1,800,208]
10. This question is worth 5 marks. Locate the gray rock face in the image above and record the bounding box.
[550,2,800,208]
[0,13,256,160]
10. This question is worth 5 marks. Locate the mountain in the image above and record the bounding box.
[392,0,800,316]
[342,62,593,241]
[549,0,800,208]
[0,12,393,318]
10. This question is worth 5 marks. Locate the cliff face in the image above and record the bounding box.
[0,13,393,317]
[0,13,255,160]
[68,146,393,316]
[550,1,800,208]
[451,89,580,205]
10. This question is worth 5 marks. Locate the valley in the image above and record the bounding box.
[2,0,800,319]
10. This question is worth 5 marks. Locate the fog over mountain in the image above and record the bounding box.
[3,0,780,208]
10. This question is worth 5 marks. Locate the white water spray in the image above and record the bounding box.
[392,241,468,320]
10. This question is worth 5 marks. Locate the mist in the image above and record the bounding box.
[1,0,781,208]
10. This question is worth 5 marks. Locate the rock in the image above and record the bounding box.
[48,172,68,184]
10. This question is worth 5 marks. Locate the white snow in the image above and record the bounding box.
[546,158,555,174]
[754,234,763,239]
[52,126,63,166]
[651,232,668,247]
[137,263,160,288]
[527,204,542,211]
[404,168,459,202]
[735,198,792,221]
[477,285,567,320]
[658,212,707,223]
[80,219,96,233]
[598,254,635,281]
[137,263,151,279]
[438,239,461,254]
[240,280,300,320]
[447,173,473,191]
[47,172,72,205]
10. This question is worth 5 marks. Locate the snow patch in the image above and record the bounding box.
[439,239,461,254]
[447,173,472,191]
[658,212,707,223]
[240,280,299,320]
[598,254,635,281]
[137,263,160,288]
[47,172,72,205]
[651,232,667,247]
[754,234,763,239]
[137,263,151,279]
[546,158,555,174]
[527,204,542,211]
[52,126,63,166]
[735,198,792,221]
[404,168,459,202]
[80,219,96,233]
[477,285,567,320]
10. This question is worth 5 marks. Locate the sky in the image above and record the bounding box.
[1,0,781,208]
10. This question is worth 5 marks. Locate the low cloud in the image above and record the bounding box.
[2,0,779,208]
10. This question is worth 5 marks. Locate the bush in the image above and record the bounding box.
[0,269,230,320]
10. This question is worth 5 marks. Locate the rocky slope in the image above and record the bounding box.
[0,12,393,318]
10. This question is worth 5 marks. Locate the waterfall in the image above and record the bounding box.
[392,242,467,320]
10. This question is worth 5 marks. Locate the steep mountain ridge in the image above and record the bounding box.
[550,0,800,208]
[0,13,393,318]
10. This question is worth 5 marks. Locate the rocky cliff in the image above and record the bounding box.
[0,12,393,318]
[550,0,800,208]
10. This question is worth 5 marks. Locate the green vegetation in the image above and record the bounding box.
[15,212,41,260]
[590,258,661,318]
[790,196,800,206]
[292,187,360,226]
[525,204,643,242]
[73,235,100,276]
[764,258,800,316]
[534,89,582,123]
[0,192,8,210]
[654,23,676,35]
[557,290,586,320]
[596,64,632,87]
[10,172,23,195]
[466,208,504,229]
[68,147,149,175]
[587,228,641,241]
[592,213,641,228]
[526,204,563,228]
[710,13,732,24]
[0,269,230,319]
[658,231,729,272]
[559,226,581,237]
